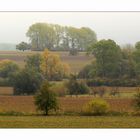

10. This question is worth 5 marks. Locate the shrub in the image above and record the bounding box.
[35,81,58,115]
[66,75,90,96]
[69,48,78,55]
[134,89,140,111]
[77,81,90,95]
[78,63,96,79]
[83,98,110,115]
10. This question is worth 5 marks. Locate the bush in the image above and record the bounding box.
[78,64,95,79]
[69,48,78,55]
[77,81,90,95]
[134,90,140,111]
[35,81,58,115]
[66,75,90,96]
[83,98,110,115]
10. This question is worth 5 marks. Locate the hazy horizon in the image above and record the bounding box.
[0,12,140,46]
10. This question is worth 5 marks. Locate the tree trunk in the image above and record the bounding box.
[45,110,48,115]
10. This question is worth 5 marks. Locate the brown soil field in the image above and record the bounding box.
[0,87,13,95]
[0,96,134,114]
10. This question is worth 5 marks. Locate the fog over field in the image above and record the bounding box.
[0,12,140,46]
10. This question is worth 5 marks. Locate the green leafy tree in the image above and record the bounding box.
[91,39,122,78]
[16,42,31,51]
[35,81,58,115]
[26,23,56,50]
[120,45,136,78]
[133,42,140,77]
[67,26,97,52]
[10,68,43,95]
[135,41,140,50]
[26,22,97,51]
[78,61,97,79]
[25,53,43,73]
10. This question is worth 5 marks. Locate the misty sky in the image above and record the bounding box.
[1,12,140,46]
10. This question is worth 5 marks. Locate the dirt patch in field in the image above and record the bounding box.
[0,96,134,113]
[59,97,134,112]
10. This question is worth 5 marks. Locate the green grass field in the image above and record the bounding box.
[0,116,140,128]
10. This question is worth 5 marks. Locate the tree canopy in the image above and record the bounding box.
[26,23,97,51]
[35,81,58,115]
[16,42,31,51]
[0,60,19,78]
[41,49,70,80]
[91,39,122,78]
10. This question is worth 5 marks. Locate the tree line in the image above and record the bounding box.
[79,39,140,87]
[16,23,97,52]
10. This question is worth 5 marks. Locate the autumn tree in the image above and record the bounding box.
[0,60,19,78]
[41,49,70,81]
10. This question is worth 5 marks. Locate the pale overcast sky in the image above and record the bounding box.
[0,12,140,46]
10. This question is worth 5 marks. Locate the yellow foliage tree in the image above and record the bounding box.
[0,59,19,78]
[41,49,70,80]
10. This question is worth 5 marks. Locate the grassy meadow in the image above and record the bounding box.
[0,116,140,128]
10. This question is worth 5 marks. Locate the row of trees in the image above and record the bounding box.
[16,23,97,52]
[79,39,140,86]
